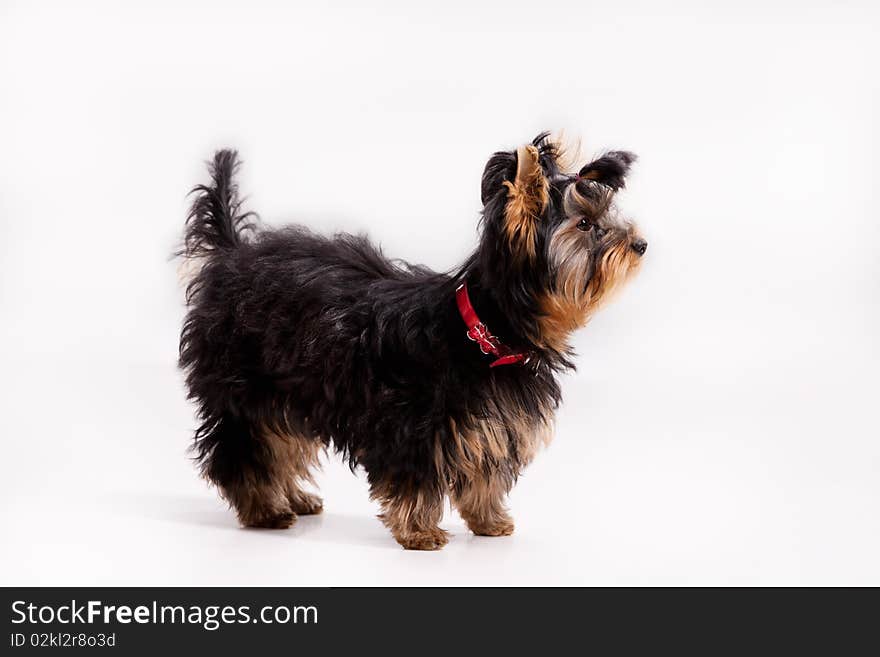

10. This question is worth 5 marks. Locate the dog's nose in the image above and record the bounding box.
[631,238,647,256]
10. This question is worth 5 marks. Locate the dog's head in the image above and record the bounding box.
[478,132,646,357]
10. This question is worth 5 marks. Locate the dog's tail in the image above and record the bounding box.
[181,150,256,260]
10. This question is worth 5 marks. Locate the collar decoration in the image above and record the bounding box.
[455,282,530,368]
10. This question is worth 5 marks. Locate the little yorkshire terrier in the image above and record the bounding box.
[178,133,647,550]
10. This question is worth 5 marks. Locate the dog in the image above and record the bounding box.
[178,133,646,550]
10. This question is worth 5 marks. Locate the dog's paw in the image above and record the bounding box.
[469,518,515,537]
[396,528,449,551]
[290,493,323,516]
[242,509,297,529]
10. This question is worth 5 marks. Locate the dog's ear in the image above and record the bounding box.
[578,151,637,191]
[494,144,549,260]
[480,133,559,205]
[480,150,517,206]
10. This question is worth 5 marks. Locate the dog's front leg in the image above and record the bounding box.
[371,480,448,551]
[450,467,516,537]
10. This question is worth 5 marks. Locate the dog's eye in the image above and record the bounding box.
[576,218,591,231]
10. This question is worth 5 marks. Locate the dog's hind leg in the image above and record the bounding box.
[370,477,448,551]
[195,415,321,529]
[277,431,324,516]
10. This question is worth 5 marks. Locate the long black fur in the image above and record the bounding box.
[179,150,561,494]
[178,134,643,546]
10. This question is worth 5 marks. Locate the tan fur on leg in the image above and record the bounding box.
[372,482,448,550]
[451,470,515,537]
[221,429,323,529]
[278,431,324,515]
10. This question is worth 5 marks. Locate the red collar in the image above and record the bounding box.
[455,282,530,368]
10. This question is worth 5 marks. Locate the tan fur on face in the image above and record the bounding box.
[536,183,643,352]
[219,429,323,528]
[502,145,549,260]
[564,178,613,218]
[538,231,643,352]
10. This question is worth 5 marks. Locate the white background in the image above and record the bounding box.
[1,0,878,586]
